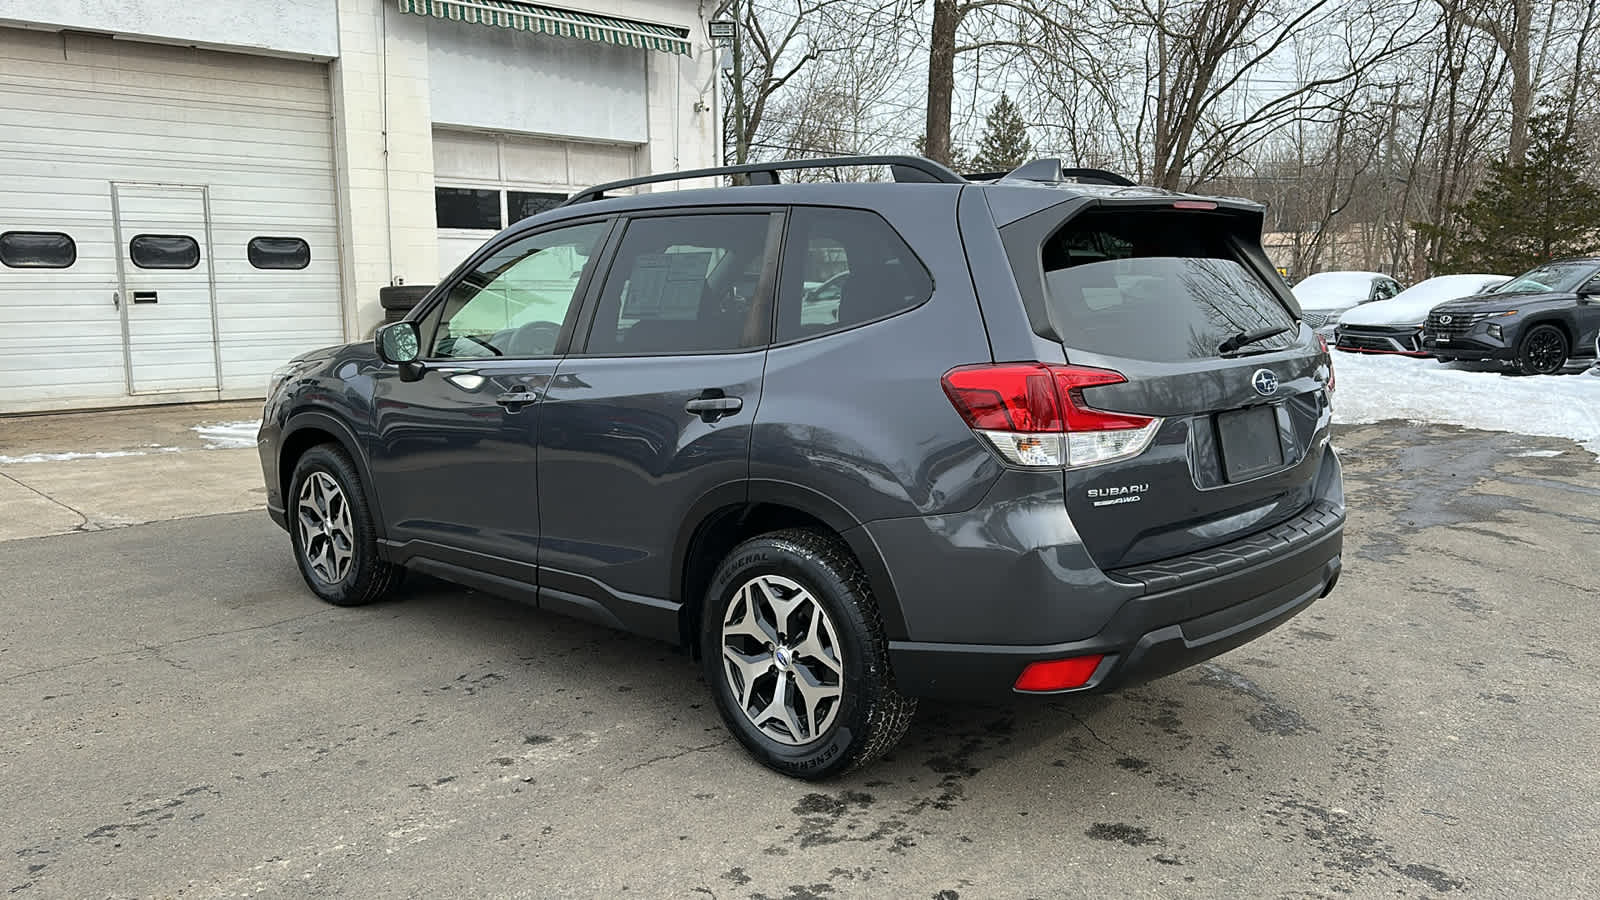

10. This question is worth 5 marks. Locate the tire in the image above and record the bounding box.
[700,529,916,779]
[1516,324,1568,375]
[286,444,402,606]
[378,284,433,312]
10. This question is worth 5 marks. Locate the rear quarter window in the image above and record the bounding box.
[1039,209,1295,361]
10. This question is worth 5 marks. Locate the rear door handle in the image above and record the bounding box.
[684,394,742,423]
[496,390,541,412]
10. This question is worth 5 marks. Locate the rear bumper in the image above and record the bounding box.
[886,503,1344,701]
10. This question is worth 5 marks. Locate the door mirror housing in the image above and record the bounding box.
[1580,278,1600,299]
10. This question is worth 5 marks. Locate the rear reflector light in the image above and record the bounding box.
[1015,655,1105,692]
[941,363,1161,468]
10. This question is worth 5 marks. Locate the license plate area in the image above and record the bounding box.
[1216,404,1285,482]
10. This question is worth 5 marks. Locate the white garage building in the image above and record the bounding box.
[0,0,717,412]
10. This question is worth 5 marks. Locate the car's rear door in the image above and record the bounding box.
[1000,201,1336,572]
[535,208,783,638]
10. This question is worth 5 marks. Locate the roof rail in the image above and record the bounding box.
[561,155,965,206]
[1002,158,1136,187]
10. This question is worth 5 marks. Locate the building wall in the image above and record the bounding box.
[427,19,649,143]
[0,0,339,58]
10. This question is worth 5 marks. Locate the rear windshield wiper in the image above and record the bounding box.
[1218,324,1292,356]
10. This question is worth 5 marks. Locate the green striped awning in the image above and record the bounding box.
[398,0,692,56]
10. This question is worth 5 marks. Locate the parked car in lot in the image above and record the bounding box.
[258,156,1345,778]
[1422,258,1600,374]
[1292,270,1403,335]
[1335,274,1509,355]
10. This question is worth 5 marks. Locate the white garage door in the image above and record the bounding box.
[0,28,343,412]
[434,129,638,278]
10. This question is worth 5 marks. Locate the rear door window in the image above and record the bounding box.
[1039,209,1295,361]
[582,213,775,355]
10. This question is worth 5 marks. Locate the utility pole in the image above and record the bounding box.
[710,11,745,166]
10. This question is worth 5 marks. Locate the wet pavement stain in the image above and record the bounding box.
[1085,822,1160,846]
[1192,664,1315,736]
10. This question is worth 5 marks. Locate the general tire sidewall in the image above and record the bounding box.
[1520,325,1568,374]
[288,448,371,603]
[702,539,875,778]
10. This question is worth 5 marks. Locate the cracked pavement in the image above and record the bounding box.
[1,422,1597,897]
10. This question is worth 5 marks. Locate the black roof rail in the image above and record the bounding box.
[562,155,966,206]
[1002,158,1136,187]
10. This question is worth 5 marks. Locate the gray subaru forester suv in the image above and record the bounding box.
[258,156,1344,778]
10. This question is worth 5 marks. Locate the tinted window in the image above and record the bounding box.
[1039,210,1295,361]
[428,221,606,359]
[436,187,501,230]
[0,231,75,268]
[584,214,773,355]
[1492,261,1600,294]
[509,191,567,223]
[129,234,200,269]
[248,236,310,270]
[776,207,933,343]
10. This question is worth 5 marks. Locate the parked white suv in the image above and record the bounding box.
[1292,271,1402,336]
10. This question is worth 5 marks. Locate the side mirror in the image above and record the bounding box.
[375,321,427,381]
[376,321,420,364]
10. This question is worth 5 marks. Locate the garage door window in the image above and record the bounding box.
[130,234,200,269]
[248,237,310,270]
[0,231,76,269]
[509,191,566,224]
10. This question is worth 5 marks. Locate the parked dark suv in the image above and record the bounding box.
[258,156,1345,778]
[1422,258,1600,374]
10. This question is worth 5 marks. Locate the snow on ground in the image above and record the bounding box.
[1331,352,1600,459]
[0,447,183,465]
[192,421,262,449]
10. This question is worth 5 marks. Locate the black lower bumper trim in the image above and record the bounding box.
[888,527,1342,701]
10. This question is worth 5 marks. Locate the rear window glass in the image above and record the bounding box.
[0,231,76,268]
[1041,210,1295,361]
[776,207,933,343]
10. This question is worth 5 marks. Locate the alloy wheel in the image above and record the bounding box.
[1526,329,1566,374]
[297,471,355,584]
[720,574,844,746]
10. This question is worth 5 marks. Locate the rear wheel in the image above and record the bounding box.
[287,445,402,606]
[701,529,915,779]
[1517,324,1568,375]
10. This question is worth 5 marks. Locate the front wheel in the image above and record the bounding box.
[1517,324,1569,375]
[287,445,402,606]
[701,529,915,779]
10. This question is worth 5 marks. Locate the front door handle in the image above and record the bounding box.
[496,390,541,412]
[684,392,742,423]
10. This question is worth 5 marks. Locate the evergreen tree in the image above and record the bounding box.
[1425,113,1600,274]
[971,93,1034,174]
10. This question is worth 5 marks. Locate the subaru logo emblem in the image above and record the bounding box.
[774,647,790,668]
[1439,314,1453,325]
[1251,369,1279,396]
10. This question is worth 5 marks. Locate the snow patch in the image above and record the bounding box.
[193,420,262,449]
[1332,353,1600,459]
[0,447,182,464]
[1511,450,1565,458]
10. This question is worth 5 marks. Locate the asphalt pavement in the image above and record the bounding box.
[1,421,1597,898]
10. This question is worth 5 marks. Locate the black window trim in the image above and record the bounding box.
[129,233,201,270]
[0,230,78,269]
[569,206,789,359]
[415,214,619,363]
[767,203,938,349]
[247,235,312,270]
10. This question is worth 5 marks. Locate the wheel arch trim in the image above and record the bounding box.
[281,410,388,542]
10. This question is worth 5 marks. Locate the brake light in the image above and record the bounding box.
[1014,655,1105,692]
[941,363,1162,468]
[1172,200,1218,210]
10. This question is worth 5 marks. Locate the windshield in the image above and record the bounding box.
[1491,261,1599,295]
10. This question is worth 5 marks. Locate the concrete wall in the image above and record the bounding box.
[0,0,339,58]
[332,0,439,336]
[427,19,649,143]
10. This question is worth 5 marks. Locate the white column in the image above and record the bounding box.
[331,0,439,339]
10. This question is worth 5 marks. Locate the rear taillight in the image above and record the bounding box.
[1317,335,1336,396]
[941,363,1161,468]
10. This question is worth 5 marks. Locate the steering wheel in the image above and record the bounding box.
[506,320,563,356]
